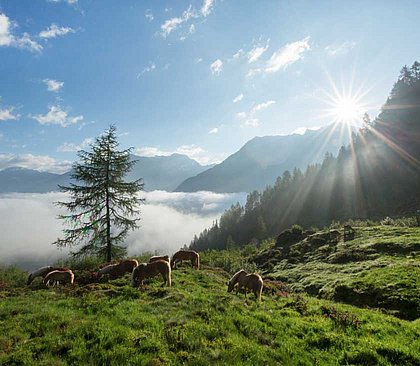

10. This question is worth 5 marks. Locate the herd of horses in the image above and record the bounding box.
[26,249,264,301]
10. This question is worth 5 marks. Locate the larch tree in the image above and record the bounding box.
[53,125,144,262]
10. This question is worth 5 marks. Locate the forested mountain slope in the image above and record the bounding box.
[191,62,420,251]
[176,124,353,193]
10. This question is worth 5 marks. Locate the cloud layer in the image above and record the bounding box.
[0,153,72,173]
[0,191,246,270]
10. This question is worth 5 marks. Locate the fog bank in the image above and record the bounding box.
[0,191,246,270]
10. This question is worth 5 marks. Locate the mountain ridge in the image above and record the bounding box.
[175,123,354,193]
[0,154,212,194]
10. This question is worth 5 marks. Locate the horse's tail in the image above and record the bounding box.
[257,278,263,301]
[69,271,75,286]
[196,253,200,270]
[131,266,138,287]
[166,263,172,287]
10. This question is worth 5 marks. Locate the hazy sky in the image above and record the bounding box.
[1,0,420,172]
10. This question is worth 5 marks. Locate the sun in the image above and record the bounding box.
[317,80,372,127]
[330,96,364,124]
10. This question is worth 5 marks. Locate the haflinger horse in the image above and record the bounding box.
[131,260,171,288]
[27,266,64,285]
[96,259,139,279]
[171,250,200,270]
[227,269,263,301]
[44,269,75,287]
[149,255,170,263]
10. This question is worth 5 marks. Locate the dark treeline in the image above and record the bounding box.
[191,63,420,251]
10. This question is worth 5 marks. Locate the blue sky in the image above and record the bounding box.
[1,0,419,172]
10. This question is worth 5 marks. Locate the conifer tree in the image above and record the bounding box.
[53,125,144,262]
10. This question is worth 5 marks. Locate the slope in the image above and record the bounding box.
[176,123,353,193]
[0,261,419,365]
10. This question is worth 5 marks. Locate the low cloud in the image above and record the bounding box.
[43,79,64,92]
[251,100,276,113]
[201,0,215,16]
[247,37,310,76]
[265,37,310,73]
[210,59,223,75]
[31,105,83,127]
[0,191,247,270]
[145,9,154,22]
[0,12,42,53]
[233,93,244,103]
[325,41,356,56]
[57,138,93,152]
[160,0,215,39]
[208,127,218,134]
[236,100,276,128]
[0,106,20,121]
[0,153,72,173]
[291,125,322,135]
[161,5,195,38]
[39,24,75,39]
[0,192,70,270]
[47,0,78,5]
[248,39,269,63]
[232,49,245,60]
[136,144,224,165]
[137,62,156,79]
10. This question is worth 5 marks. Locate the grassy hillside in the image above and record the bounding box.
[1,259,420,365]
[251,224,420,321]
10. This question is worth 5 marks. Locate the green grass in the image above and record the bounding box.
[1,264,420,365]
[254,225,420,320]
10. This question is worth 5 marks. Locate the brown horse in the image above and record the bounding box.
[227,269,263,301]
[149,255,170,263]
[131,260,171,287]
[96,259,139,279]
[44,269,75,287]
[171,250,200,269]
[27,266,66,285]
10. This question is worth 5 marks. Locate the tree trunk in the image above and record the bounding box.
[106,145,111,262]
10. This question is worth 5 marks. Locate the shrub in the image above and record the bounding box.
[0,266,27,288]
[321,305,361,328]
[285,295,308,315]
[291,224,303,235]
[381,216,394,226]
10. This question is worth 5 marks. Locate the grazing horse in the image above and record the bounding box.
[227,269,263,301]
[131,260,171,287]
[27,266,64,285]
[96,259,139,279]
[149,255,170,263]
[44,269,74,287]
[171,250,200,270]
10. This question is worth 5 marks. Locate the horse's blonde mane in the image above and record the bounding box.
[228,269,246,285]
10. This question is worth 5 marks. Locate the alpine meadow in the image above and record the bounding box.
[0,2,419,366]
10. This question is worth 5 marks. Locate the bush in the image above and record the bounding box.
[0,266,27,288]
[381,216,394,226]
[321,305,361,328]
[285,295,308,315]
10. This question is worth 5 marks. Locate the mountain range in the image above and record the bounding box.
[175,123,354,193]
[0,154,211,194]
[0,123,353,194]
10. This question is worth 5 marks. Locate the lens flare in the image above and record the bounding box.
[331,96,364,123]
